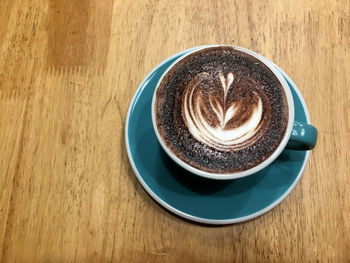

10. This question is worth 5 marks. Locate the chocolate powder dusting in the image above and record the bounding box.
[155,46,288,173]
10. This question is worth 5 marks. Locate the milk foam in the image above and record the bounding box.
[183,71,263,151]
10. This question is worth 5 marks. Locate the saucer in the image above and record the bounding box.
[125,48,311,225]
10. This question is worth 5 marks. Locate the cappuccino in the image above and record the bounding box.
[154,46,288,173]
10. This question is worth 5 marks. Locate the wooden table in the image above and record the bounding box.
[1,0,349,262]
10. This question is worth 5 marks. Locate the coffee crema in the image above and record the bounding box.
[154,46,288,174]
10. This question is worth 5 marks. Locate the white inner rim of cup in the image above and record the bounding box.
[151,45,294,180]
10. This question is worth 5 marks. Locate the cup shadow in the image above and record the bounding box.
[255,149,306,190]
[152,136,266,198]
[157,148,233,195]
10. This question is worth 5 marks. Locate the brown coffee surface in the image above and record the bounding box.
[155,46,288,174]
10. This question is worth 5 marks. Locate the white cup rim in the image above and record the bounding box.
[151,44,295,180]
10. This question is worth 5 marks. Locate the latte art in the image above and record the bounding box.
[183,71,266,151]
[154,46,288,173]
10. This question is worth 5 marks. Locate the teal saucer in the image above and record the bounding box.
[125,49,311,225]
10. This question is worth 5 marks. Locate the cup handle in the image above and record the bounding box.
[286,121,318,150]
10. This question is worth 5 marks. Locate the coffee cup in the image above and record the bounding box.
[151,45,317,180]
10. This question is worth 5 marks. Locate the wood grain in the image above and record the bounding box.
[0,0,349,262]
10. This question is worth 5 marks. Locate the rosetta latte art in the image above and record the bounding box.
[182,71,265,151]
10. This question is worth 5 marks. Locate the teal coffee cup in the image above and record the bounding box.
[152,45,317,180]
